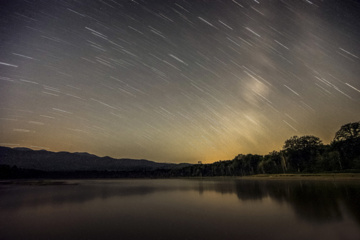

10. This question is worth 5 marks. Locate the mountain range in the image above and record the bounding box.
[0,146,189,172]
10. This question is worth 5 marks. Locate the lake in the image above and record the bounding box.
[0,178,359,240]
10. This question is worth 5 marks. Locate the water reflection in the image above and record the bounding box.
[0,179,359,240]
[1,179,359,224]
[232,180,351,223]
[202,179,360,224]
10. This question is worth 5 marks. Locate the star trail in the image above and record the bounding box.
[0,0,359,163]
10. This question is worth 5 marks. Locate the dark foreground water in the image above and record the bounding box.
[0,179,360,240]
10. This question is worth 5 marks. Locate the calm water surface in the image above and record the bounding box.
[0,179,359,240]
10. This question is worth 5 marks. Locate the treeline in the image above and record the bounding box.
[1,121,359,179]
[173,121,360,177]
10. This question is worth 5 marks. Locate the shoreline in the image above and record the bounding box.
[236,173,360,181]
[1,173,360,183]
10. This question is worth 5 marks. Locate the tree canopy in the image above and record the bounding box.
[283,135,322,151]
[333,122,360,142]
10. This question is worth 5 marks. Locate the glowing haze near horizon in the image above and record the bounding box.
[0,0,360,163]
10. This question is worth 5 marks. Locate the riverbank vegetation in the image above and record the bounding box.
[175,122,360,177]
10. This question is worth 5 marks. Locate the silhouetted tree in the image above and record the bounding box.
[331,121,360,170]
[317,149,342,171]
[283,135,322,151]
[283,135,323,172]
[260,151,283,174]
[334,122,360,142]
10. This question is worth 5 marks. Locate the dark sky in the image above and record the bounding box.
[0,0,359,163]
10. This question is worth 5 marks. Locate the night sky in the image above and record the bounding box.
[1,0,360,163]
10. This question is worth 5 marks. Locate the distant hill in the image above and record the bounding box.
[0,146,189,172]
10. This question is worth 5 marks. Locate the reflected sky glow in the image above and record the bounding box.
[0,179,359,240]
